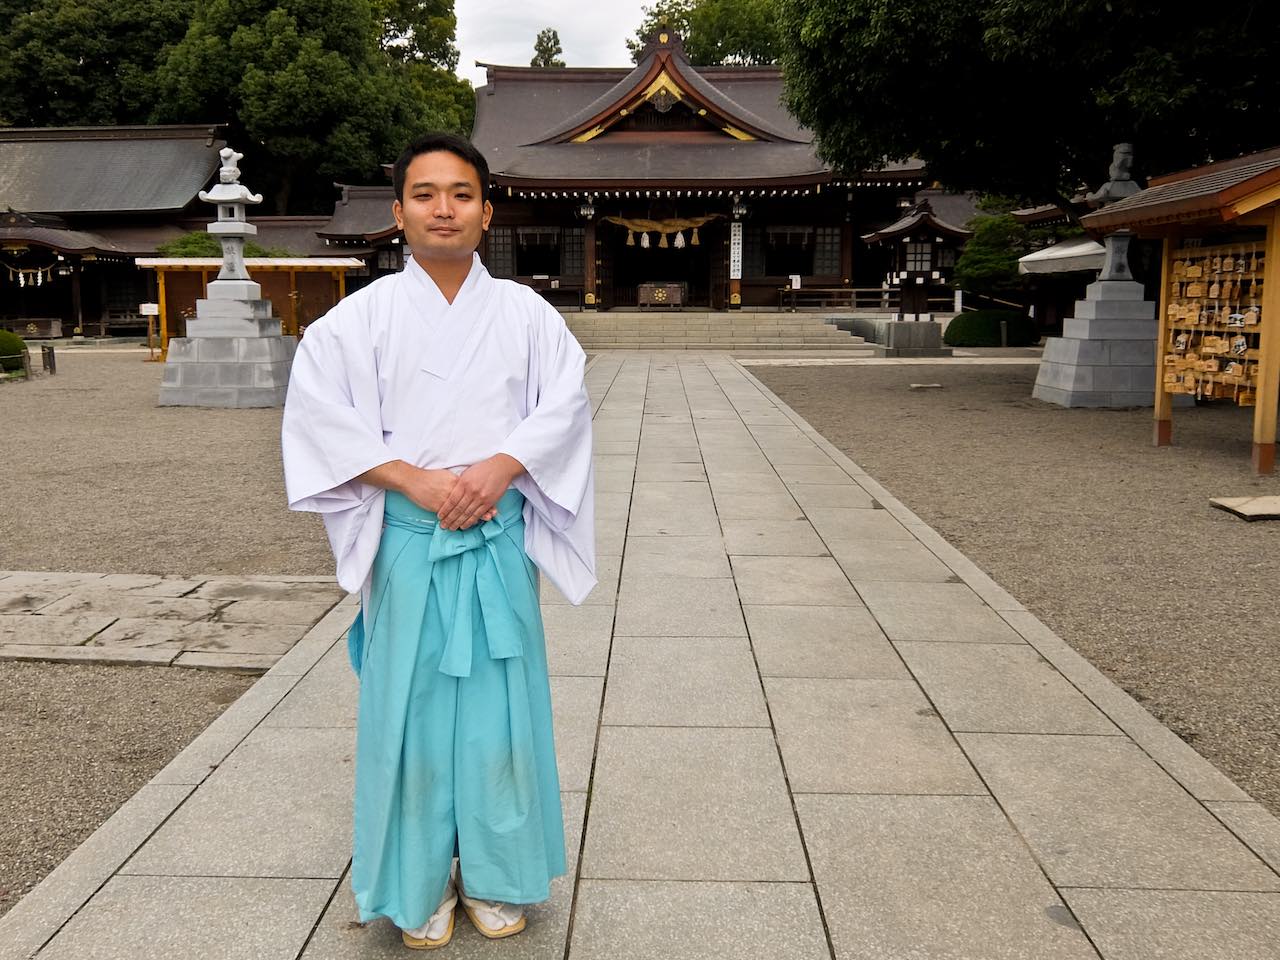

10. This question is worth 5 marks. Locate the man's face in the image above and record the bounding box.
[393,150,493,262]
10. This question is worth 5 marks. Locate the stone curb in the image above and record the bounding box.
[0,597,355,959]
[732,360,1280,844]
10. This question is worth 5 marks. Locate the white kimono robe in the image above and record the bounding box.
[280,251,596,607]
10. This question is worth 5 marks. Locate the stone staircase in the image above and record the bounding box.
[562,310,878,352]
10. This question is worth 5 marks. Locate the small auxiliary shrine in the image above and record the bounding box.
[1082,147,1280,474]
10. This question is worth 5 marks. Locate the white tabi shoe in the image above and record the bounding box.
[401,860,459,950]
[456,876,527,939]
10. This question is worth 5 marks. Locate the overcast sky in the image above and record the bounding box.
[455,0,649,88]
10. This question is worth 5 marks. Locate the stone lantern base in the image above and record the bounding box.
[158,282,295,407]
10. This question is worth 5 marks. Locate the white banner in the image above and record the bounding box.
[729,222,743,280]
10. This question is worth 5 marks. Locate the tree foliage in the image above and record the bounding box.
[375,0,458,68]
[778,0,1280,206]
[0,0,472,214]
[531,27,565,68]
[151,0,473,213]
[952,201,1083,297]
[0,0,193,126]
[628,0,780,65]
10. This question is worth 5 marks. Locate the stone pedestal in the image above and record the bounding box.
[158,280,295,407]
[1032,279,1157,407]
[1033,231,1161,408]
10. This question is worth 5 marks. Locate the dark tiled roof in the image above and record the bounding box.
[914,189,980,230]
[317,186,396,241]
[0,125,224,215]
[1081,147,1280,230]
[89,217,336,256]
[0,223,124,255]
[490,141,828,185]
[861,199,972,243]
[528,51,799,144]
[473,36,824,184]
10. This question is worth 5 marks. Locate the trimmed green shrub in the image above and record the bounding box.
[156,232,290,258]
[943,310,1038,347]
[0,329,27,373]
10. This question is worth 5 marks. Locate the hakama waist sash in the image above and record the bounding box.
[347,487,532,678]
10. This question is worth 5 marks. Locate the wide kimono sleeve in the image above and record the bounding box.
[280,305,394,594]
[499,299,597,605]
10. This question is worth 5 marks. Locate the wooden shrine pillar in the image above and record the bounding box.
[840,222,854,286]
[584,218,597,309]
[70,262,85,336]
[1254,208,1280,473]
[1153,236,1175,447]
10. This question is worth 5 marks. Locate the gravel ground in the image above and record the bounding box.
[0,352,314,918]
[0,661,255,918]
[0,353,333,576]
[755,362,1280,816]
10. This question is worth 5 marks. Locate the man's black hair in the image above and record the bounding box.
[393,132,491,205]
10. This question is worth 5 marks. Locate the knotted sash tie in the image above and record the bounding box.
[380,493,528,678]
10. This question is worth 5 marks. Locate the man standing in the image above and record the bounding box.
[281,132,595,949]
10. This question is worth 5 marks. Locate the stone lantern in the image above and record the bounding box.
[158,147,296,407]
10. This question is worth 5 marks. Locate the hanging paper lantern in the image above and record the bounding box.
[674,231,686,249]
[626,230,635,246]
[640,232,650,248]
[691,227,700,246]
[659,232,668,248]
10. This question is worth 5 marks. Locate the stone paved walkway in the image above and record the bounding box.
[0,573,345,671]
[3,352,1279,960]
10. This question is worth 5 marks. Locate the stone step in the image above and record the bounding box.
[576,341,877,352]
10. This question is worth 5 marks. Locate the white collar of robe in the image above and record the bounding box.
[401,251,494,380]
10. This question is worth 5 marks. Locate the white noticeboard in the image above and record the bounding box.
[729,222,743,280]
[139,303,160,316]
[789,274,801,289]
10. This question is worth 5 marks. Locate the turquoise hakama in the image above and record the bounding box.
[345,487,566,931]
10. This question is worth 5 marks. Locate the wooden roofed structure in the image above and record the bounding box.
[318,28,949,311]
[1081,146,1280,473]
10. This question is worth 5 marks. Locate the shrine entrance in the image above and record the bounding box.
[598,215,724,309]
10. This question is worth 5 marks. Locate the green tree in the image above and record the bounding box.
[953,199,1083,298]
[531,28,565,68]
[0,0,193,126]
[375,0,458,69]
[152,0,473,214]
[777,0,1280,208]
[628,0,780,65]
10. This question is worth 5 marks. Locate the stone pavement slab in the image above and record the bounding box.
[799,794,1099,960]
[731,555,862,605]
[766,677,986,795]
[603,636,769,727]
[568,880,829,960]
[958,733,1280,890]
[856,580,1026,642]
[895,641,1122,735]
[33,875,334,960]
[8,351,1280,960]
[121,726,354,879]
[1060,888,1280,960]
[613,575,745,636]
[743,603,906,679]
[581,726,806,882]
